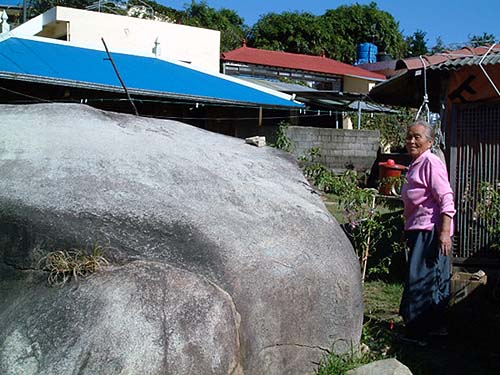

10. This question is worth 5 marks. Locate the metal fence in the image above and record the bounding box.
[450,102,500,258]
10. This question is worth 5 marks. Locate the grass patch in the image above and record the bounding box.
[323,199,345,223]
[362,281,403,360]
[38,244,109,286]
[314,281,403,374]
[364,281,403,320]
[313,349,371,375]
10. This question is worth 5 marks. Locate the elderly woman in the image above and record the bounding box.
[399,120,456,341]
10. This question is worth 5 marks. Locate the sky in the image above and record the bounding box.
[159,0,500,48]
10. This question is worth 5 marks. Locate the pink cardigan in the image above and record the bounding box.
[401,150,456,233]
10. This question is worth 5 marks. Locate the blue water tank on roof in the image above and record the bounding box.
[355,43,378,65]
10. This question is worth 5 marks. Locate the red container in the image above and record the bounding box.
[378,159,407,195]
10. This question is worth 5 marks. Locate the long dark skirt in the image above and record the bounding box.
[399,228,451,335]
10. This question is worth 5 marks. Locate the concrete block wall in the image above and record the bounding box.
[286,126,380,173]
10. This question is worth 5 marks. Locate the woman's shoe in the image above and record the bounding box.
[426,326,449,337]
[397,333,428,347]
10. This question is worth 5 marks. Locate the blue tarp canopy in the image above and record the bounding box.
[0,0,22,6]
[0,36,303,108]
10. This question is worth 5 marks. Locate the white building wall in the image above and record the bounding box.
[11,6,221,72]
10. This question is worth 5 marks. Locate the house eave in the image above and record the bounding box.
[0,71,303,109]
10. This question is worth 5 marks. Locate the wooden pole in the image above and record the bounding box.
[101,38,139,116]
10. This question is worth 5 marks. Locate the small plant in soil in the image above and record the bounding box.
[38,244,109,286]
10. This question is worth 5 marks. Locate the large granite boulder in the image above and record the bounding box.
[0,103,363,374]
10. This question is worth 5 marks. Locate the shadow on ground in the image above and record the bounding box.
[365,279,500,375]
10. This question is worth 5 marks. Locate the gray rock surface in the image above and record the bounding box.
[0,103,363,374]
[346,359,413,375]
[0,262,241,375]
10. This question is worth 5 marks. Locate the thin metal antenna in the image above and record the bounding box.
[101,38,139,116]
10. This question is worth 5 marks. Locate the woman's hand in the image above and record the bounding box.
[439,231,452,256]
[440,214,453,256]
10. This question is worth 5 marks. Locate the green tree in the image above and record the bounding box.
[405,30,428,57]
[249,3,405,62]
[29,0,90,16]
[128,0,183,22]
[182,0,248,52]
[469,32,496,47]
[430,36,447,54]
[322,2,406,62]
[28,0,127,17]
[249,11,330,56]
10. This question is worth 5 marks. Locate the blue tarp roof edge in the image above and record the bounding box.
[0,35,304,108]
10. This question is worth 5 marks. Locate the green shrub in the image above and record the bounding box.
[462,181,500,250]
[475,182,500,249]
[273,121,294,152]
[351,108,415,152]
[300,147,403,281]
[300,147,361,194]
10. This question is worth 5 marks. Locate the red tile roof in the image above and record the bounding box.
[221,45,386,81]
[397,45,500,70]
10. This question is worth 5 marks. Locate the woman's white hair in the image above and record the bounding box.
[407,120,435,141]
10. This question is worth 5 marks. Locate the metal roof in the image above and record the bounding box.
[237,76,395,112]
[355,46,500,79]
[347,100,397,113]
[369,45,500,110]
[431,52,500,70]
[0,36,303,108]
[395,46,500,70]
[237,77,317,93]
